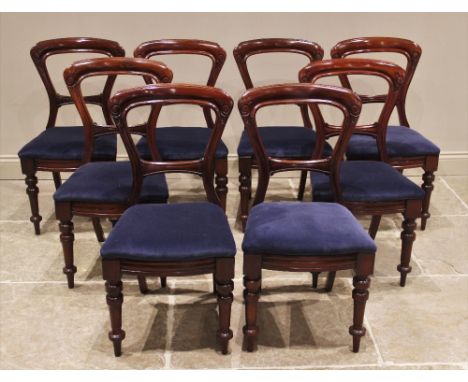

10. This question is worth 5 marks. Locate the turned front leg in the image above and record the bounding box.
[421,170,435,231]
[215,258,235,354]
[215,158,228,212]
[239,157,252,232]
[243,253,261,352]
[59,219,76,288]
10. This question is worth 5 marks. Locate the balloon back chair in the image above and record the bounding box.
[238,83,376,353]
[233,38,328,230]
[100,83,236,356]
[299,58,424,287]
[133,39,230,210]
[331,37,439,230]
[53,57,173,289]
[18,37,125,235]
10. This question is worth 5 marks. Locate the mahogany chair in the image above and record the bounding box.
[53,57,173,289]
[299,58,424,287]
[331,37,439,230]
[133,39,230,210]
[101,83,235,356]
[18,37,125,236]
[233,38,330,230]
[239,83,376,353]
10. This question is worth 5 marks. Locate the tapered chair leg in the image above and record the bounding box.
[349,274,370,353]
[160,277,167,288]
[215,258,235,354]
[59,219,76,288]
[103,259,125,357]
[311,272,320,288]
[23,167,42,235]
[239,156,252,232]
[243,253,261,352]
[325,271,336,292]
[137,275,148,294]
[215,158,228,212]
[92,217,105,243]
[297,170,308,200]
[421,170,435,231]
[368,215,382,239]
[52,171,62,190]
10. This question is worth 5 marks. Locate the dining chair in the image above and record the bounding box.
[238,83,376,353]
[133,39,230,210]
[53,57,173,289]
[18,37,125,236]
[101,83,236,356]
[331,37,439,230]
[233,38,330,230]
[300,58,425,287]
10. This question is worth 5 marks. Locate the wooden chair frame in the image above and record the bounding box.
[134,39,229,210]
[55,57,173,289]
[22,37,125,235]
[233,38,324,230]
[299,58,422,287]
[104,83,235,356]
[331,37,437,230]
[238,83,375,353]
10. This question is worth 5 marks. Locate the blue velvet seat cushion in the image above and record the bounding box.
[237,126,333,157]
[101,202,236,261]
[54,161,168,203]
[136,127,228,160]
[346,126,440,160]
[18,126,117,160]
[242,201,376,256]
[311,161,425,203]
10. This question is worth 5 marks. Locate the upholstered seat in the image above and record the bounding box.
[136,126,229,160]
[237,126,332,157]
[243,201,376,256]
[311,161,425,202]
[101,202,236,261]
[53,161,168,203]
[346,126,440,160]
[18,126,117,161]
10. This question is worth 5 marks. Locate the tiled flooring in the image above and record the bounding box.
[0,165,467,369]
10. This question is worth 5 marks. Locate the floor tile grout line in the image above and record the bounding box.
[440,177,468,211]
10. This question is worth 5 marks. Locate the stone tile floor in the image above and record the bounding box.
[0,169,467,369]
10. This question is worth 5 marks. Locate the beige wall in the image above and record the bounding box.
[1,13,467,175]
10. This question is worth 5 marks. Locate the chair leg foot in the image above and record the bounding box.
[105,274,125,357]
[325,271,336,292]
[349,275,370,353]
[297,170,307,200]
[421,171,435,231]
[239,157,252,233]
[91,217,105,242]
[59,219,76,289]
[398,215,417,287]
[243,254,261,352]
[25,172,42,235]
[137,275,149,294]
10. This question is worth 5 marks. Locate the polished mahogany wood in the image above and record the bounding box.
[55,57,173,289]
[233,38,325,229]
[239,83,375,353]
[104,83,235,356]
[299,58,422,286]
[331,37,437,230]
[22,38,125,235]
[134,39,229,210]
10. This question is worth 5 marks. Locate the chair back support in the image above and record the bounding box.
[299,58,405,162]
[234,38,324,128]
[30,37,126,128]
[331,37,422,127]
[238,83,362,205]
[109,84,234,206]
[64,57,173,163]
[134,39,226,128]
